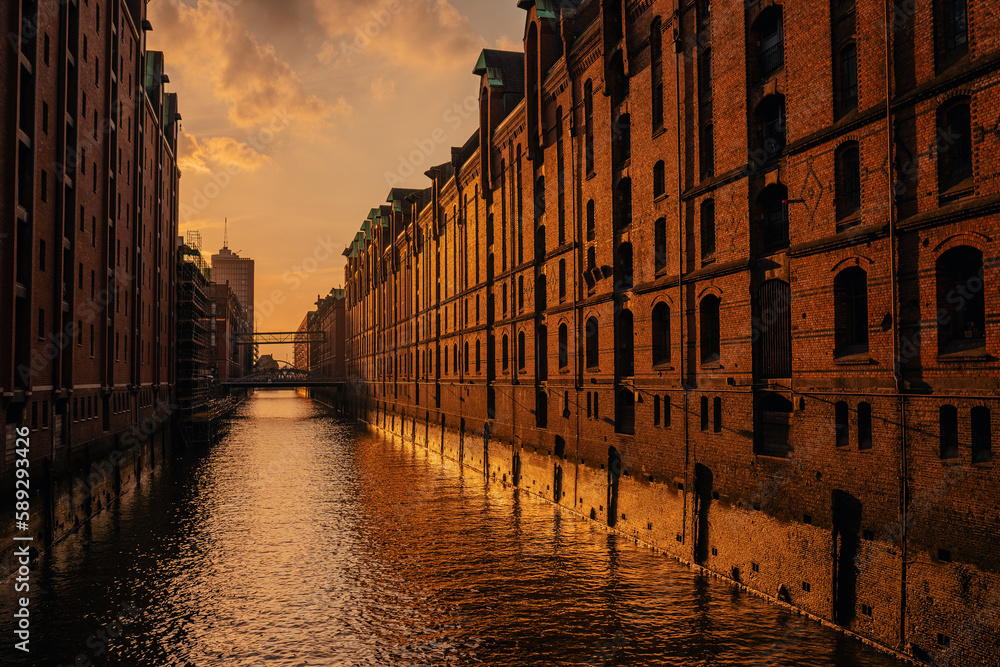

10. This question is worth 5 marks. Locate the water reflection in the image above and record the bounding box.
[2,392,902,666]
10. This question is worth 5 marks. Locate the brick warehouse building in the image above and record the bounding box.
[0,1,180,554]
[336,0,1000,664]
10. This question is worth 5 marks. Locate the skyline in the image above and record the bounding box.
[147,0,524,340]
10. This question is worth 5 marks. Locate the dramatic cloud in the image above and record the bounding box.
[315,0,482,69]
[179,131,271,175]
[149,0,348,129]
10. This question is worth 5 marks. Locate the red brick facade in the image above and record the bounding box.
[0,0,180,538]
[338,1,997,663]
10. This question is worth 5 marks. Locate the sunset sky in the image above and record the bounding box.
[147,0,524,358]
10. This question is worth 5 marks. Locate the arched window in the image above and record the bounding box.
[700,295,721,364]
[617,309,634,377]
[518,276,525,311]
[655,218,668,272]
[617,242,633,290]
[758,184,790,252]
[502,283,508,316]
[464,342,470,374]
[558,323,569,369]
[586,317,600,368]
[652,303,671,366]
[940,405,959,459]
[701,199,716,263]
[502,334,509,371]
[836,142,862,221]
[476,339,481,373]
[858,402,873,450]
[654,160,666,198]
[586,199,596,240]
[834,267,869,355]
[972,406,993,463]
[587,246,597,272]
[756,7,784,80]
[835,401,850,448]
[443,346,448,375]
[937,98,973,194]
[936,246,985,352]
[453,344,458,374]
[518,331,526,371]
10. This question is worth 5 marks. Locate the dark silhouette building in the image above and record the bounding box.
[335,1,999,665]
[0,0,180,545]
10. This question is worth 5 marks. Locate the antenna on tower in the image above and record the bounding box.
[224,218,229,249]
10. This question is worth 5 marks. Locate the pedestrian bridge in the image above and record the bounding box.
[221,366,345,389]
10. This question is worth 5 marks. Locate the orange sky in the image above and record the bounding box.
[147,0,524,362]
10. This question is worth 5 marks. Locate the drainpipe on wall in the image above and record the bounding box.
[883,0,908,652]
[674,3,689,550]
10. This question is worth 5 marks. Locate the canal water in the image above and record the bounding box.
[3,392,903,666]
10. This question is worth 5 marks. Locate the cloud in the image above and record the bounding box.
[494,34,522,52]
[315,0,482,69]
[179,131,271,175]
[149,0,348,129]
[371,77,396,101]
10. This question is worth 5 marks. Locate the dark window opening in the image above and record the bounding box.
[700,295,721,365]
[836,401,850,448]
[940,404,959,459]
[834,267,869,355]
[858,402,873,450]
[972,406,992,463]
[836,142,862,221]
[936,245,985,353]
[654,160,666,198]
[616,389,635,435]
[758,184,790,253]
[756,8,785,80]
[937,99,973,194]
[586,317,600,369]
[701,199,716,263]
[652,303,671,366]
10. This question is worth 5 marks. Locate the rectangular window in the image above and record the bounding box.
[37,309,45,340]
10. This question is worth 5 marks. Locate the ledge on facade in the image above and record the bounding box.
[788,222,888,259]
[897,190,1000,235]
[832,351,874,366]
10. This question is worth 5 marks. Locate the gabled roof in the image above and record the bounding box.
[473,49,525,95]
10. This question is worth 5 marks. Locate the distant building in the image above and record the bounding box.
[208,283,254,381]
[176,242,213,418]
[295,289,347,408]
[211,245,255,331]
[256,355,279,372]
